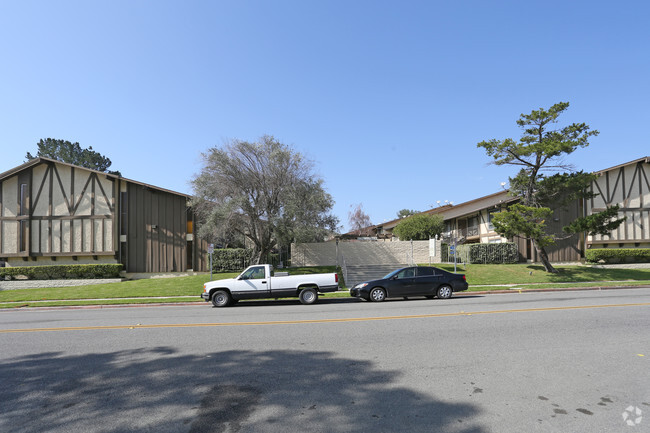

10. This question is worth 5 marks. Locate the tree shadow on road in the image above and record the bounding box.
[0,347,485,433]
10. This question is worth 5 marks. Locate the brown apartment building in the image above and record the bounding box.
[0,157,208,272]
[367,156,650,262]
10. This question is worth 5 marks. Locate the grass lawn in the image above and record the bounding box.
[0,264,648,308]
[432,263,650,285]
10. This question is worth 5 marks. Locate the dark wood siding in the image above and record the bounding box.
[126,183,188,272]
[513,201,582,262]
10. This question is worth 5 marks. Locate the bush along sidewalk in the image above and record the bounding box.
[585,248,650,264]
[0,264,123,280]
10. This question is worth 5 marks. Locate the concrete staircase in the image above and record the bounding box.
[345,264,407,288]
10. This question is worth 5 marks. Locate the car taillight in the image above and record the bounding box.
[462,275,466,281]
[335,273,339,283]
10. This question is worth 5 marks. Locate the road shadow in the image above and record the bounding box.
[228,296,478,308]
[228,297,363,308]
[0,347,485,433]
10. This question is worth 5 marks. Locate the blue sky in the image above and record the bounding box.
[1,1,648,231]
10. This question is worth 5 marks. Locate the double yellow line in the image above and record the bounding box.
[1,302,649,334]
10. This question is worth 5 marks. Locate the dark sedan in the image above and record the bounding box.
[349,266,468,302]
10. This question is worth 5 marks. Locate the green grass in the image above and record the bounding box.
[0,264,648,308]
[0,274,226,303]
[431,263,650,285]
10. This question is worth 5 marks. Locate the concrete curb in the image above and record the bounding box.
[456,284,650,296]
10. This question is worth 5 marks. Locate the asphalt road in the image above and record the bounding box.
[1,288,649,433]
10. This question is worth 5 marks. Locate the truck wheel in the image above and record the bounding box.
[211,290,232,307]
[299,288,318,305]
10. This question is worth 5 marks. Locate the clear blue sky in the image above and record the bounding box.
[1,1,648,232]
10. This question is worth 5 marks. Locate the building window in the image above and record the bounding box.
[467,216,479,237]
[487,208,498,230]
[120,192,128,236]
[19,183,27,216]
[187,210,193,235]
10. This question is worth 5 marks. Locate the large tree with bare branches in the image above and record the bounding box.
[478,102,624,273]
[348,204,372,236]
[192,136,339,264]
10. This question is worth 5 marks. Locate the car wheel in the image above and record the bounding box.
[437,285,453,299]
[211,290,232,307]
[369,287,386,302]
[299,288,318,305]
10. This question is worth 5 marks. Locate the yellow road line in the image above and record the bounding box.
[1,302,649,334]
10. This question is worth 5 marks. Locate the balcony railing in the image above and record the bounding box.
[459,226,480,238]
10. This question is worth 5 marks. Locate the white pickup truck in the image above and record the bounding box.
[201,264,340,307]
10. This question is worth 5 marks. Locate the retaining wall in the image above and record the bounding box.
[291,239,441,266]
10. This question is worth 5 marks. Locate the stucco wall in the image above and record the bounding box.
[291,239,437,266]
[588,161,650,245]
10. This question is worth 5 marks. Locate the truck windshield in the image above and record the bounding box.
[241,266,266,280]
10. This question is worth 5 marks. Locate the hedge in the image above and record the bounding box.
[211,249,255,272]
[442,243,519,264]
[585,248,650,264]
[0,264,123,280]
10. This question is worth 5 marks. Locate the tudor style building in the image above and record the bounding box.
[353,156,650,263]
[0,157,208,273]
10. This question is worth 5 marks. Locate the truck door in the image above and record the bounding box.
[231,266,270,299]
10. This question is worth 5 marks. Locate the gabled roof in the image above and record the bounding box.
[350,155,649,235]
[0,157,191,198]
[435,190,516,220]
[592,156,650,176]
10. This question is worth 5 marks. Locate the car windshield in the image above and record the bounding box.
[383,268,408,279]
[383,269,399,279]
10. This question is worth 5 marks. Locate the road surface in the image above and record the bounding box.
[1,288,649,432]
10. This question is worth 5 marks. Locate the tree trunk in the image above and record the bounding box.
[533,240,558,273]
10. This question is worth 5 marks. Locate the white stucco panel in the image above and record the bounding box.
[73,219,82,252]
[32,164,49,216]
[94,220,104,251]
[2,177,17,217]
[95,176,113,215]
[52,221,61,253]
[104,219,113,252]
[83,219,92,251]
[52,177,69,216]
[1,221,18,254]
[74,172,92,216]
[62,220,71,253]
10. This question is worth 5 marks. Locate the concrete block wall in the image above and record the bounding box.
[292,239,440,266]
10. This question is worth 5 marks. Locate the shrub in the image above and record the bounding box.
[442,243,519,264]
[211,249,254,272]
[585,248,650,264]
[393,214,444,240]
[0,264,123,280]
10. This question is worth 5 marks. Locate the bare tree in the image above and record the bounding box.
[348,204,372,236]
